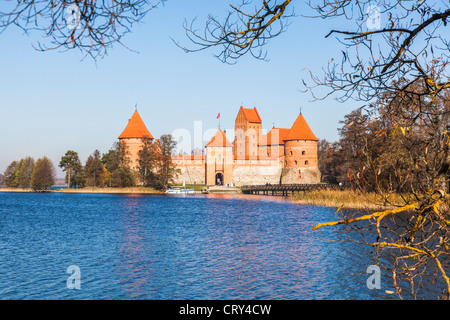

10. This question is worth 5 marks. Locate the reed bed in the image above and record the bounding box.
[289,188,409,211]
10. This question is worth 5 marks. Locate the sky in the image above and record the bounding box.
[0,1,361,177]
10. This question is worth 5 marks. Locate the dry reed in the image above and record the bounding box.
[289,188,408,211]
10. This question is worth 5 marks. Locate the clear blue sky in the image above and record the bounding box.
[0,1,360,177]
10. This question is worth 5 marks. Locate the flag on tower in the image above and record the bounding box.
[217,113,220,119]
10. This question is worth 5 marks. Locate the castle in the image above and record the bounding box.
[118,106,321,186]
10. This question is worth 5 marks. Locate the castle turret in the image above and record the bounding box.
[282,113,321,184]
[118,110,153,170]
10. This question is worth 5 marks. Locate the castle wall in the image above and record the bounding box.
[171,165,205,185]
[258,144,285,159]
[232,162,282,186]
[281,167,321,184]
[171,159,321,186]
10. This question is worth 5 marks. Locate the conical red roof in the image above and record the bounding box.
[284,113,318,141]
[118,110,154,139]
[205,129,233,147]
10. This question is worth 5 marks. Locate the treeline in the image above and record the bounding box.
[318,84,449,197]
[2,134,179,191]
[57,142,137,189]
[58,134,178,190]
[136,134,179,189]
[2,156,55,191]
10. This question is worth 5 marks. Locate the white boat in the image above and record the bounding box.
[165,187,194,194]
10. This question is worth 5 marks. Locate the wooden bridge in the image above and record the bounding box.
[241,183,334,196]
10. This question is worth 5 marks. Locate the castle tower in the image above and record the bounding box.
[118,110,154,171]
[282,113,321,184]
[234,106,262,159]
[205,129,233,186]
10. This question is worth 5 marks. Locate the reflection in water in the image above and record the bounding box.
[117,196,152,299]
[198,199,330,299]
[200,192,291,203]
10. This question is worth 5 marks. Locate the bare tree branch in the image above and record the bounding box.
[0,0,166,59]
[176,0,294,63]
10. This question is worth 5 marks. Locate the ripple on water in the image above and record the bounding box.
[0,192,415,299]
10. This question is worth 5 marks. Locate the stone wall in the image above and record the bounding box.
[171,165,205,185]
[232,164,282,186]
[281,167,321,184]
[170,161,321,186]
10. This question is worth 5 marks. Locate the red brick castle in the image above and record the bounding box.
[118,106,321,186]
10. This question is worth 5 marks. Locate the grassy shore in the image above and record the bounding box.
[173,184,206,191]
[0,187,164,194]
[0,187,35,193]
[289,188,409,211]
[55,187,164,194]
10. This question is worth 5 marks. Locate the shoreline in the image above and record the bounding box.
[0,187,165,194]
[0,187,411,211]
[0,186,240,195]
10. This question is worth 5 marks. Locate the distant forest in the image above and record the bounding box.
[1,134,179,191]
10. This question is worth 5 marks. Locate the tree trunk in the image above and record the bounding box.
[68,167,71,189]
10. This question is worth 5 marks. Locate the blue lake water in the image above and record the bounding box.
[0,192,432,299]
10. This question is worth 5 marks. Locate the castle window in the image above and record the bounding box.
[302,151,306,155]
[290,151,293,156]
[294,160,298,165]
[305,160,309,165]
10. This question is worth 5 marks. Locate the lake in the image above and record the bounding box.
[0,192,428,299]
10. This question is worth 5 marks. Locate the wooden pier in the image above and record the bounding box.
[241,183,332,196]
